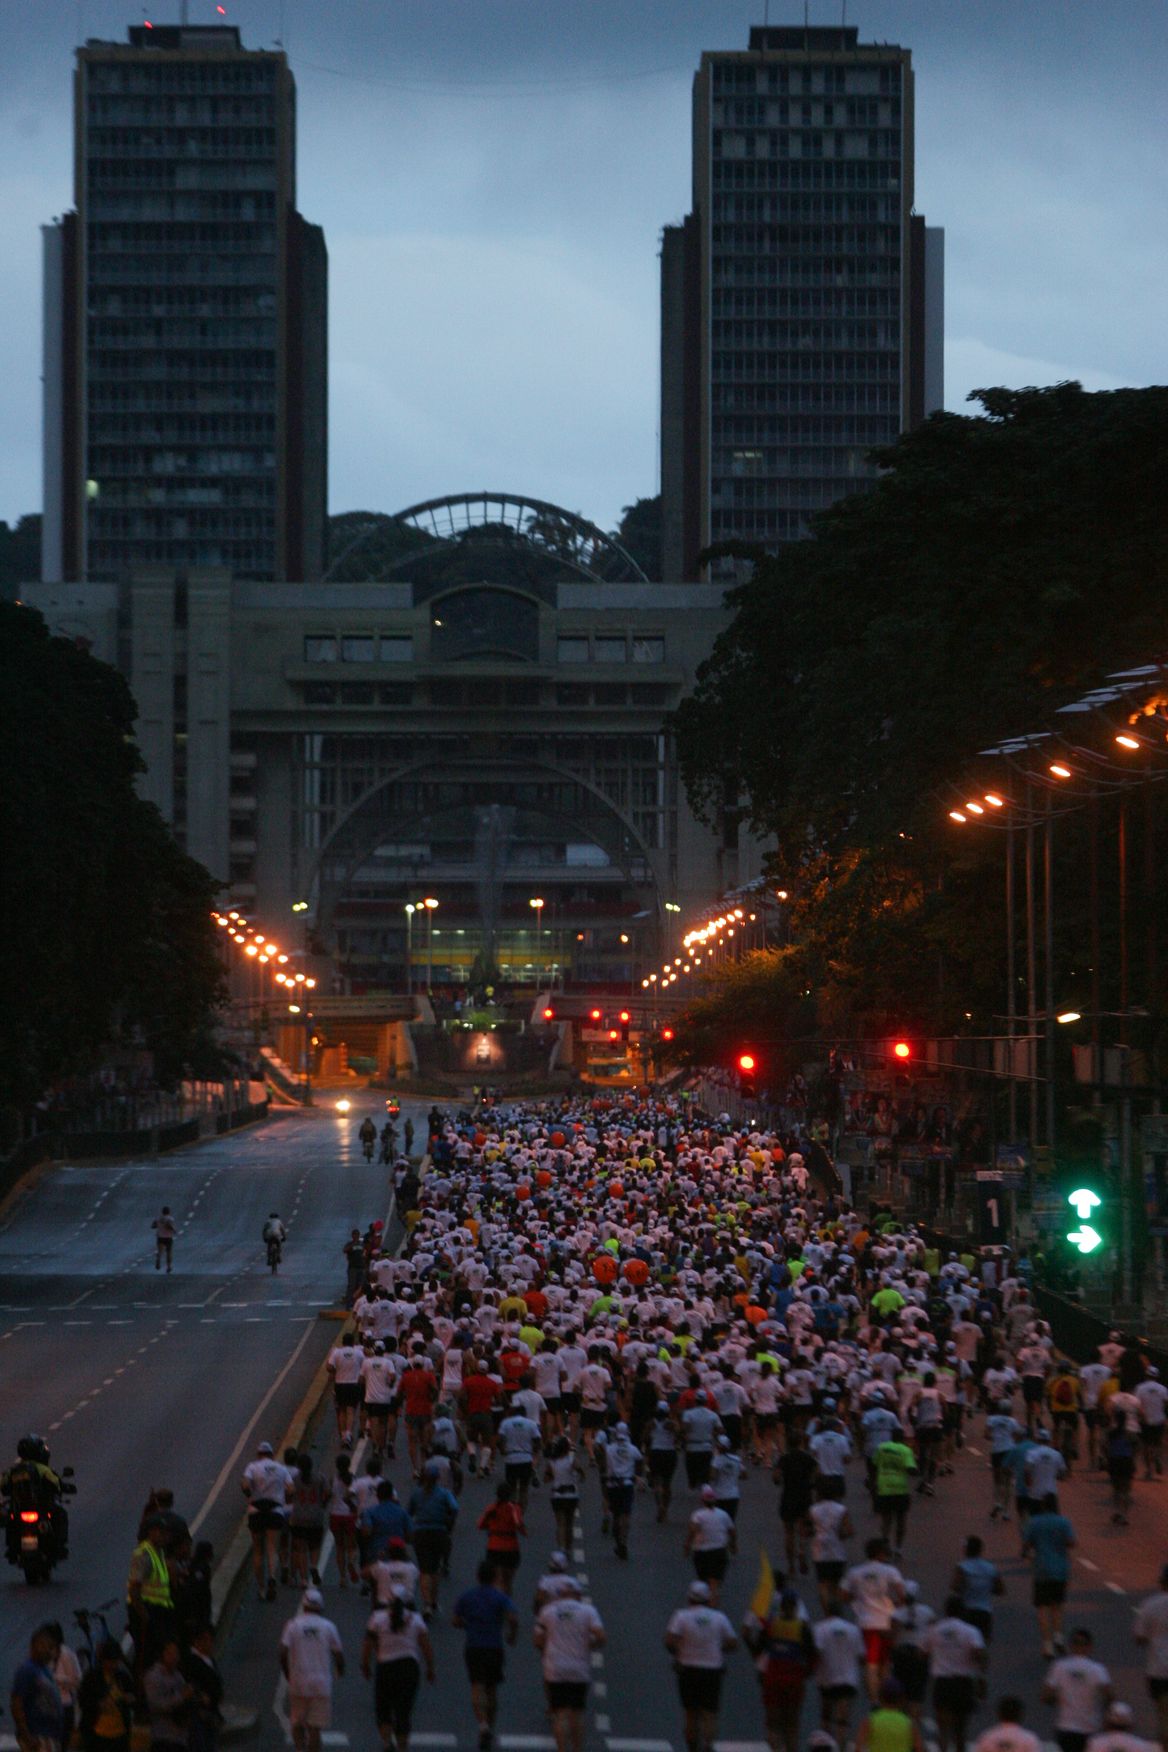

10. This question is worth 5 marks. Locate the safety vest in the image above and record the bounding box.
[129,1540,172,1610]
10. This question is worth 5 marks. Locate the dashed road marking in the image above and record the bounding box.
[1106,1581,1126,1594]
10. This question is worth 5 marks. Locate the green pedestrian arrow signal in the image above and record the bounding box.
[1065,1186,1104,1254]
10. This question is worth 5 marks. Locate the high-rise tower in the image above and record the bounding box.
[42,22,327,585]
[661,26,943,580]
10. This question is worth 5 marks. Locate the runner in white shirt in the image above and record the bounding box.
[812,1611,865,1748]
[664,1580,737,1752]
[1043,1630,1114,1748]
[532,1579,605,1752]
[1136,1369,1168,1479]
[810,1490,854,1613]
[924,1604,987,1750]
[971,1696,1041,1752]
[1134,1567,1168,1749]
[683,1490,736,1606]
[1087,1700,1159,1752]
[279,1591,345,1752]
[242,1441,291,1602]
[841,1540,906,1702]
[360,1345,400,1456]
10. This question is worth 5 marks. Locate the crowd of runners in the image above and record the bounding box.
[251,1095,1168,1752]
[12,1093,1168,1752]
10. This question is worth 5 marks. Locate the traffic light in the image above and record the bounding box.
[1065,1185,1104,1255]
[543,1006,555,1021]
[737,1051,758,1098]
[661,1026,675,1043]
[590,1007,602,1023]
[619,1009,631,1043]
[608,1028,619,1042]
[892,1040,912,1061]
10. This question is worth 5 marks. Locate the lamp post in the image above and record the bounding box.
[404,903,416,998]
[423,897,439,994]
[529,897,545,995]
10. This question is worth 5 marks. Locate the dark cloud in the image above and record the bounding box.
[0,1,1163,532]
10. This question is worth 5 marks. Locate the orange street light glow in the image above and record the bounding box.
[1049,763,1072,779]
[984,794,1005,808]
[1116,734,1141,750]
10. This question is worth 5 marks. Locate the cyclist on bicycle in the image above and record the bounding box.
[358,1116,377,1160]
[263,1213,287,1265]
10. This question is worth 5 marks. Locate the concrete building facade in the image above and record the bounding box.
[662,25,943,580]
[25,499,767,990]
[42,22,327,587]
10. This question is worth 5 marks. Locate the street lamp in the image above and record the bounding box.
[404,903,416,998]
[423,898,439,993]
[529,897,545,994]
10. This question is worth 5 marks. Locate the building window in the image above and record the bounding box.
[631,637,665,665]
[303,682,336,704]
[594,637,626,664]
[341,635,375,663]
[304,635,337,663]
[380,636,414,663]
[557,636,589,664]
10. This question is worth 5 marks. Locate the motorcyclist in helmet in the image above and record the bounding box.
[3,1436,70,1554]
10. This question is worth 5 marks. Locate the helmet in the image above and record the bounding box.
[17,1436,49,1464]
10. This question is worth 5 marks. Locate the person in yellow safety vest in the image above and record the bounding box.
[127,1523,176,1672]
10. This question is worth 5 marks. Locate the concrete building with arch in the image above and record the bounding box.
[24,492,767,990]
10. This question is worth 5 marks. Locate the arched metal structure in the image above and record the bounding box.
[325,491,648,586]
[310,756,664,953]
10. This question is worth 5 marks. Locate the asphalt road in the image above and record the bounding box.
[0,1091,430,1689]
[222,1378,1168,1752]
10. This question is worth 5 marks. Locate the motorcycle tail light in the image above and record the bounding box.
[19,1510,39,1523]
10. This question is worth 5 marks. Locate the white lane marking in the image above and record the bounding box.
[713,1744,772,1752]
[188,1316,320,1536]
[1080,1557,1099,1571]
[409,1738,457,1748]
[608,1742,673,1751]
[498,1740,556,1750]
[596,1717,612,1734]
[108,1320,132,1325]
[593,1680,608,1697]
[591,1650,605,1669]
[1106,1581,1126,1594]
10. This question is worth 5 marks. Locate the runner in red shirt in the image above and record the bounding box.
[399,1355,438,1479]
[462,1362,504,1476]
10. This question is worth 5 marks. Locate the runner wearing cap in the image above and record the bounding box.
[533,1577,605,1752]
[279,1590,344,1752]
[242,1441,290,1603]
[683,1487,737,1605]
[664,1579,738,1752]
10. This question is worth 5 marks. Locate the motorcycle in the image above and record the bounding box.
[4,1467,76,1583]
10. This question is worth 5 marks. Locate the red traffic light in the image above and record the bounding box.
[738,1052,756,1074]
[590,1008,602,1022]
[608,1028,619,1041]
[893,1040,912,1060]
[661,1026,675,1042]
[543,1007,555,1021]
[619,1010,630,1024]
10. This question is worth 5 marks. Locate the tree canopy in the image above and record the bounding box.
[670,384,1168,1045]
[0,603,225,1115]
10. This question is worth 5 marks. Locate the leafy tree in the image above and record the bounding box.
[672,384,1168,1041]
[0,603,224,1115]
[613,495,662,581]
[666,949,817,1083]
[0,514,41,597]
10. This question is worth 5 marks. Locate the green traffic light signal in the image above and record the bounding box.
[1066,1186,1103,1254]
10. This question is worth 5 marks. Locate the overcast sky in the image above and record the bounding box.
[0,0,1163,534]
